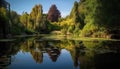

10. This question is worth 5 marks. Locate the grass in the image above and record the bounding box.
[41,34,66,40]
[40,34,120,41]
[1,34,119,41]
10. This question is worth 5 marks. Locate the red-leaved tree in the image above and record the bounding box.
[47,4,61,22]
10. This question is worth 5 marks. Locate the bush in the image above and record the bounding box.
[24,29,34,35]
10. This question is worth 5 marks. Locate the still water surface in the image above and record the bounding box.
[0,37,120,69]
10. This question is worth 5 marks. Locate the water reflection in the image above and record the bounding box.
[0,38,120,69]
[0,42,12,69]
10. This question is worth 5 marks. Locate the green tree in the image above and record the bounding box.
[30,4,43,32]
[20,12,29,28]
[0,0,10,38]
[0,7,9,38]
[93,0,120,32]
[70,1,84,29]
[80,0,120,38]
[10,11,24,35]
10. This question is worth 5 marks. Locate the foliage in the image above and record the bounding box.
[70,1,84,29]
[59,1,85,35]
[10,11,23,35]
[0,7,9,38]
[20,12,29,28]
[30,4,43,31]
[0,0,120,39]
[47,4,61,22]
[77,0,120,38]
[0,7,9,22]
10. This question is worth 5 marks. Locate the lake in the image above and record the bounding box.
[0,37,120,69]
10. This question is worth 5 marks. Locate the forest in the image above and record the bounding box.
[0,0,120,39]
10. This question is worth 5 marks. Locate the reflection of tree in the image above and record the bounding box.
[0,38,28,68]
[94,41,120,54]
[18,38,95,68]
[0,42,12,56]
[79,40,120,69]
[59,40,96,69]
[90,41,120,69]
[1,37,120,69]
[28,40,61,63]
[3,37,119,69]
[20,39,35,52]
[0,42,15,68]
[25,39,61,63]
[59,40,86,67]
[0,41,22,56]
[47,47,60,62]
[19,39,45,64]
[95,52,120,69]
[31,51,43,63]
[45,40,61,62]
[69,41,86,68]
[0,55,11,69]
[36,40,61,62]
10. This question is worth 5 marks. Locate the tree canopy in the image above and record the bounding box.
[47,4,61,22]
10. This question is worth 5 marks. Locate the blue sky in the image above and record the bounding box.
[6,0,79,17]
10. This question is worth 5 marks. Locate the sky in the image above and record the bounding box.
[6,0,79,17]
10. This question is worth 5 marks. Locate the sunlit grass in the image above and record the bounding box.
[41,34,120,41]
[0,34,119,42]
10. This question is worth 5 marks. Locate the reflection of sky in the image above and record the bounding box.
[8,49,79,69]
[6,0,79,17]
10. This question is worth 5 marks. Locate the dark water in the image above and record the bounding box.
[0,37,120,69]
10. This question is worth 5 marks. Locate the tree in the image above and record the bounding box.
[0,0,8,8]
[70,1,84,29]
[0,0,10,38]
[30,4,43,32]
[78,0,120,38]
[10,11,24,35]
[47,4,61,22]
[20,12,29,28]
[94,0,120,31]
[0,7,9,38]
